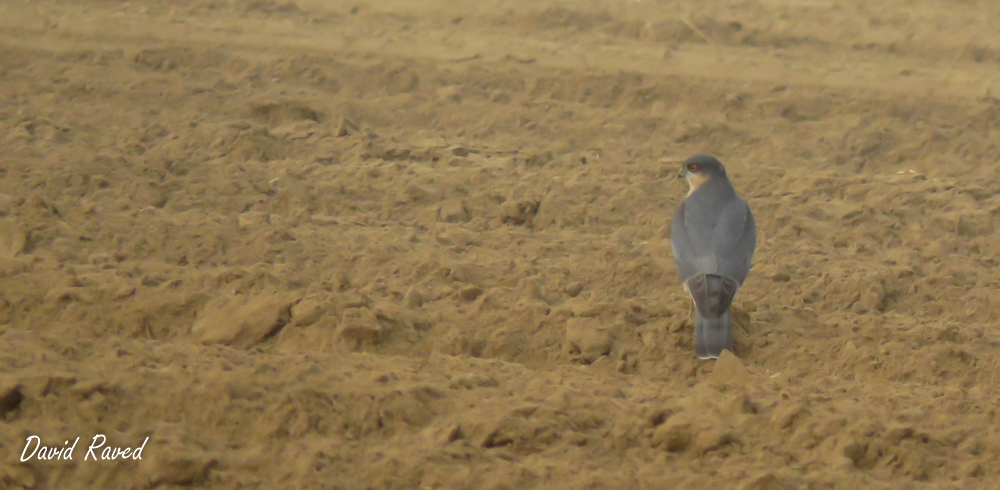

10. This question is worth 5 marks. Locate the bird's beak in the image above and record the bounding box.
[677,168,687,180]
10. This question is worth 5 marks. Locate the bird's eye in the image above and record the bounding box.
[687,163,698,172]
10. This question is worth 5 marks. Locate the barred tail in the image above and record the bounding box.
[687,273,739,359]
[694,309,732,359]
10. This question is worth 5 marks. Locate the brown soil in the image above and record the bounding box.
[1,0,999,488]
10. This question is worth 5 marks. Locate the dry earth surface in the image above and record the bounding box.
[1,0,1000,488]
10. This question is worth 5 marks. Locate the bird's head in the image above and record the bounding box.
[677,154,727,196]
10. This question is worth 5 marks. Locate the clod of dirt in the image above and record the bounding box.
[237,211,270,228]
[746,473,796,490]
[500,200,540,226]
[143,453,218,486]
[290,297,330,327]
[269,120,316,140]
[651,410,736,455]
[565,317,613,363]
[0,194,25,215]
[651,417,693,452]
[404,287,427,308]
[885,423,916,443]
[335,116,359,137]
[436,85,462,103]
[643,19,706,44]
[133,47,228,71]
[0,219,27,258]
[337,307,383,350]
[772,403,810,430]
[405,184,437,204]
[191,293,300,348]
[0,257,28,278]
[2,464,34,488]
[708,350,754,385]
[250,100,322,125]
[458,285,483,302]
[563,281,584,298]
[140,428,218,486]
[438,200,471,223]
[525,151,553,167]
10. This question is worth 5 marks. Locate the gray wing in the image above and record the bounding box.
[671,201,717,281]
[711,198,756,285]
[671,197,756,285]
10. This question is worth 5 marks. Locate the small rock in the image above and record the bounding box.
[449,145,469,157]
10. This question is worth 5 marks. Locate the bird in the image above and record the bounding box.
[670,155,757,359]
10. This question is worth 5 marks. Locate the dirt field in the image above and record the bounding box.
[1,0,999,488]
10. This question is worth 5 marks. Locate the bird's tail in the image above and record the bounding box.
[694,309,732,359]
[687,273,739,359]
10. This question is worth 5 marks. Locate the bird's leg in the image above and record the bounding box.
[683,283,695,319]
